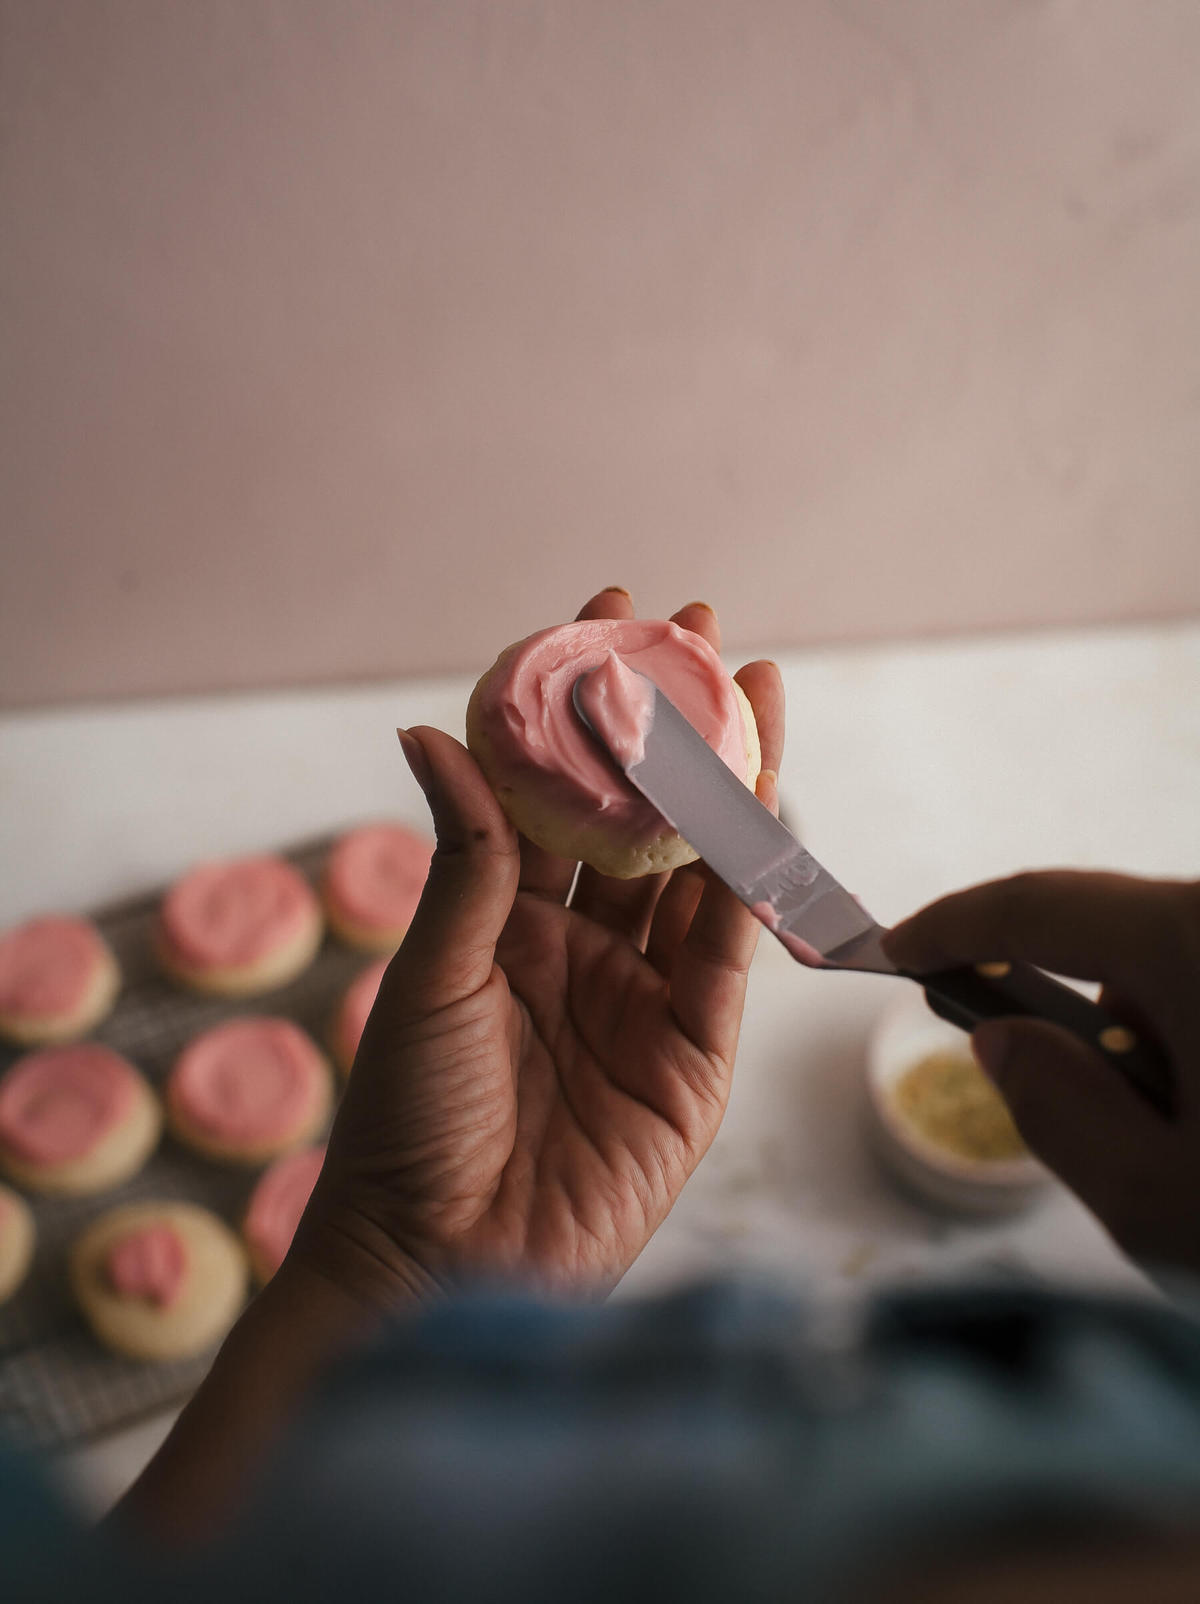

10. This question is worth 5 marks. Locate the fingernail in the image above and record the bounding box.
[396,728,432,792]
[601,585,632,599]
[972,1021,1013,1083]
[684,600,716,615]
[757,767,778,793]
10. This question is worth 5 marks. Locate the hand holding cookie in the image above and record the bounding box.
[295,588,784,1308]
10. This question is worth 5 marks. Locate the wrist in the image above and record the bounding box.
[286,1194,442,1323]
[114,1249,421,1545]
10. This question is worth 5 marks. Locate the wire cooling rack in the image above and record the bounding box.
[0,838,366,1450]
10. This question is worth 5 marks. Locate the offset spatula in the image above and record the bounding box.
[572,668,1174,1118]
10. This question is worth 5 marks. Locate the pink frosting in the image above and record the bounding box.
[334,957,388,1068]
[244,1145,326,1276]
[161,856,318,970]
[749,902,829,968]
[476,619,748,846]
[0,1045,137,1165]
[575,651,657,769]
[170,1018,322,1146]
[325,824,432,933]
[0,916,107,1019]
[106,1224,187,1307]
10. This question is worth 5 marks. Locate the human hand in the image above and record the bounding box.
[884,871,1200,1272]
[297,589,785,1310]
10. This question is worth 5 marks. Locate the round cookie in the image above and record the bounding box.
[321,823,433,954]
[166,1017,332,1166]
[158,855,323,997]
[467,618,761,879]
[0,1044,161,1197]
[242,1144,326,1284]
[0,915,120,1047]
[329,957,389,1077]
[70,1201,248,1361]
[0,1184,35,1305]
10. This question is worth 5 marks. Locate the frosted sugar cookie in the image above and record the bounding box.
[158,855,322,997]
[0,1184,35,1304]
[0,915,120,1046]
[0,1044,160,1196]
[71,1202,248,1361]
[329,957,388,1077]
[166,1017,332,1166]
[467,619,760,878]
[322,823,433,954]
[242,1144,326,1284]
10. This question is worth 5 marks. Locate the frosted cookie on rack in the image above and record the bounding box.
[0,1044,161,1196]
[157,855,323,997]
[329,956,388,1077]
[321,823,433,954]
[70,1201,247,1361]
[467,618,761,878]
[242,1144,325,1284]
[0,1183,35,1304]
[0,915,120,1046]
[166,1017,332,1166]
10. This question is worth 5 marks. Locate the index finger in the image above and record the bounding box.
[883,869,1186,997]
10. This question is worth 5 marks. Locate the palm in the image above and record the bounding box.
[336,889,725,1293]
[465,893,727,1287]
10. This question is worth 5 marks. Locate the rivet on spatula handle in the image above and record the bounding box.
[914,960,1175,1119]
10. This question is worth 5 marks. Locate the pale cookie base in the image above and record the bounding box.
[245,1239,276,1287]
[0,942,121,1048]
[71,1201,248,1361]
[156,911,323,998]
[166,1049,333,1168]
[0,1074,161,1197]
[0,1185,35,1304]
[467,673,762,879]
[321,898,409,956]
[329,1020,357,1080]
[245,1230,304,1288]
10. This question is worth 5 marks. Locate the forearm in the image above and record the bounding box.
[110,1258,415,1545]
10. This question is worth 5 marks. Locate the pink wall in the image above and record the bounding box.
[3,2,1199,708]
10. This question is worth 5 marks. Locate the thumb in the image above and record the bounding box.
[382,726,519,1013]
[972,1017,1165,1225]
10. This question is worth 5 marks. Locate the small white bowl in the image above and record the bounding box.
[865,988,1049,1215]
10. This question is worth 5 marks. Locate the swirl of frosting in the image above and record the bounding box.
[169,1018,323,1146]
[324,824,432,933]
[244,1145,326,1277]
[161,857,319,970]
[0,1045,138,1165]
[333,958,388,1070]
[0,917,107,1019]
[574,650,659,769]
[106,1223,187,1307]
[473,619,748,846]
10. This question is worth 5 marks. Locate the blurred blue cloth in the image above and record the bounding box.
[9,1279,1200,1601]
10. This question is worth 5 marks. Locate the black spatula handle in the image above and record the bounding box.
[908,960,1175,1118]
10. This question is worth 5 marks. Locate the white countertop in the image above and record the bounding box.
[4,619,1198,1514]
